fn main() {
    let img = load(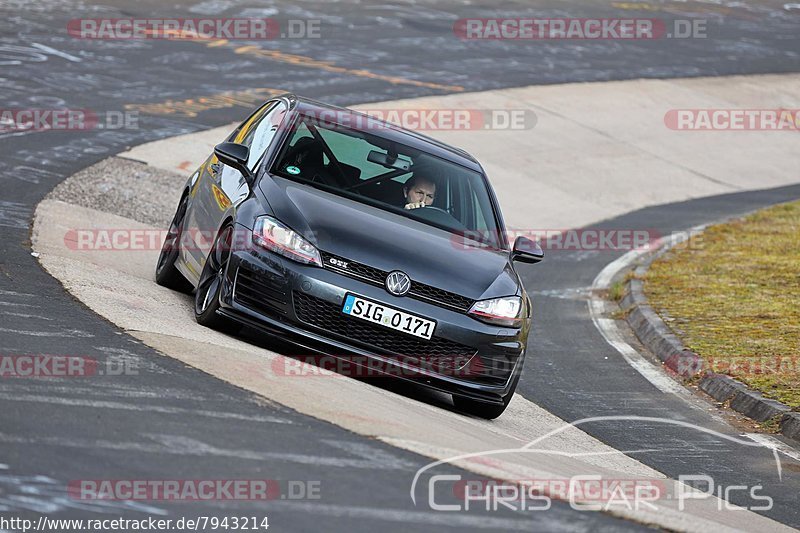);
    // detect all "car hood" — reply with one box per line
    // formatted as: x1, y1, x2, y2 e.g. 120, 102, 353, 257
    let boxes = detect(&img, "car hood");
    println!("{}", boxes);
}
260, 177, 519, 300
